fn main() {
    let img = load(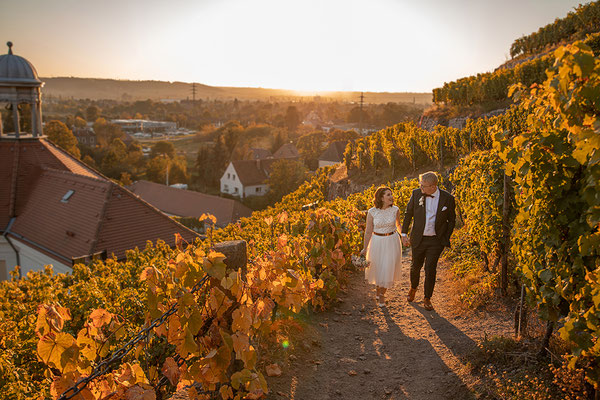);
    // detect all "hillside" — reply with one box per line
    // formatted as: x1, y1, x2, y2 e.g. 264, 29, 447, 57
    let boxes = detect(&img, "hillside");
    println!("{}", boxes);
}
40, 77, 433, 104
